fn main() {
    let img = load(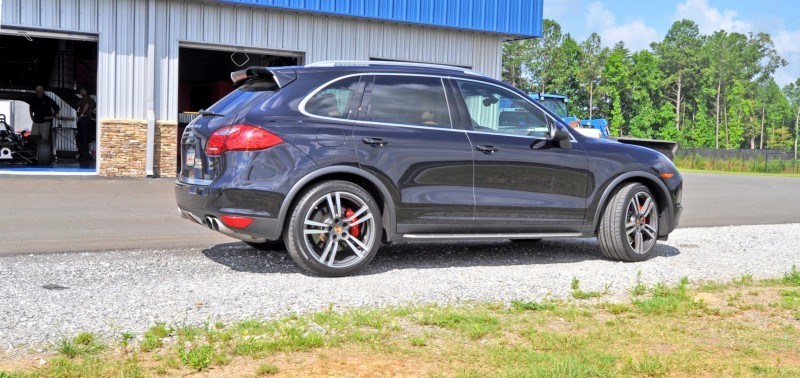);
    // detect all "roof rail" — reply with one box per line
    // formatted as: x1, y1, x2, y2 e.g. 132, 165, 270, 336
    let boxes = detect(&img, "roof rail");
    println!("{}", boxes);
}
305, 60, 485, 76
